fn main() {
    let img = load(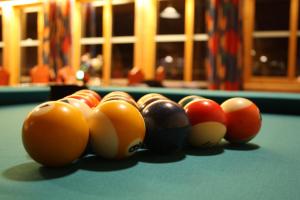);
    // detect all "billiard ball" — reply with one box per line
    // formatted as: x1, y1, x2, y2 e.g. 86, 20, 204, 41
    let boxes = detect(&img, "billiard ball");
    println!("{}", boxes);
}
88, 100, 145, 159
73, 91, 100, 106
178, 95, 204, 108
138, 96, 169, 111
58, 98, 94, 156
184, 99, 226, 147
22, 101, 89, 167
67, 93, 99, 108
137, 93, 168, 111
75, 89, 101, 101
221, 97, 262, 144
58, 97, 93, 120
101, 95, 138, 108
142, 99, 190, 153
137, 93, 165, 106
74, 90, 101, 105
102, 91, 133, 101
